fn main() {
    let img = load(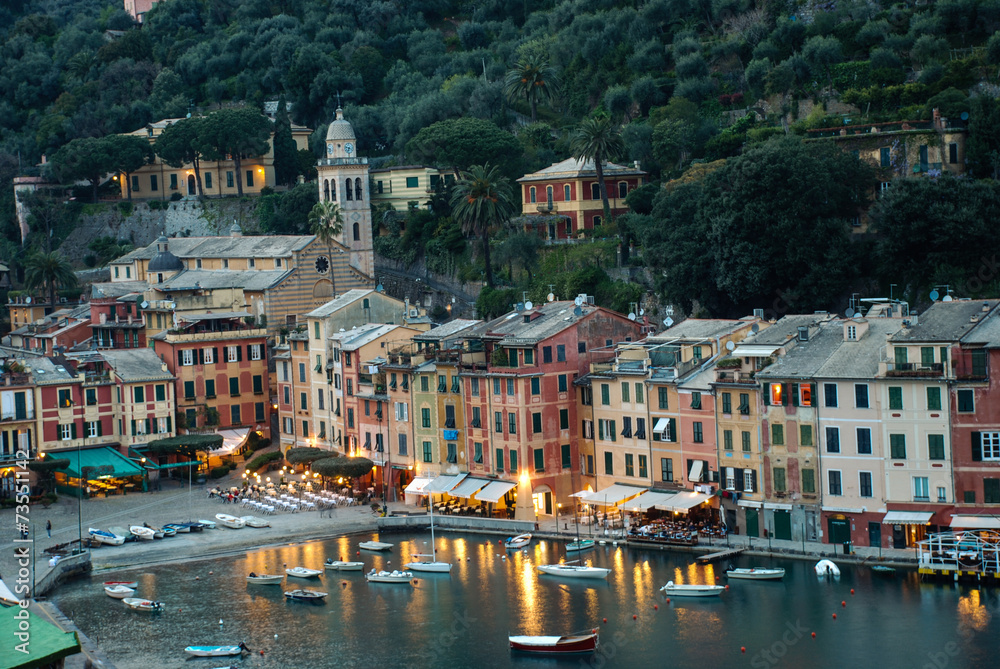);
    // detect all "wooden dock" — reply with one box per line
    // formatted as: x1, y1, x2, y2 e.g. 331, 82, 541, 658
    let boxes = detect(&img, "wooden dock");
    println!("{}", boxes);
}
697, 548, 745, 564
